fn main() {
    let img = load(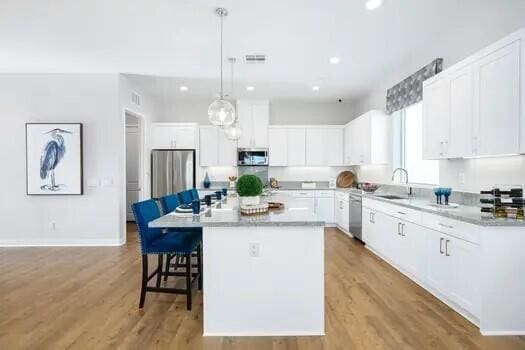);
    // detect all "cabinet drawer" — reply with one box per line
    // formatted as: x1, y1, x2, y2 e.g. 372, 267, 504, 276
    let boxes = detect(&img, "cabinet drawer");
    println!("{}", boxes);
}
288, 191, 315, 198
335, 191, 349, 200
420, 213, 480, 245
363, 198, 421, 224
315, 190, 334, 198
